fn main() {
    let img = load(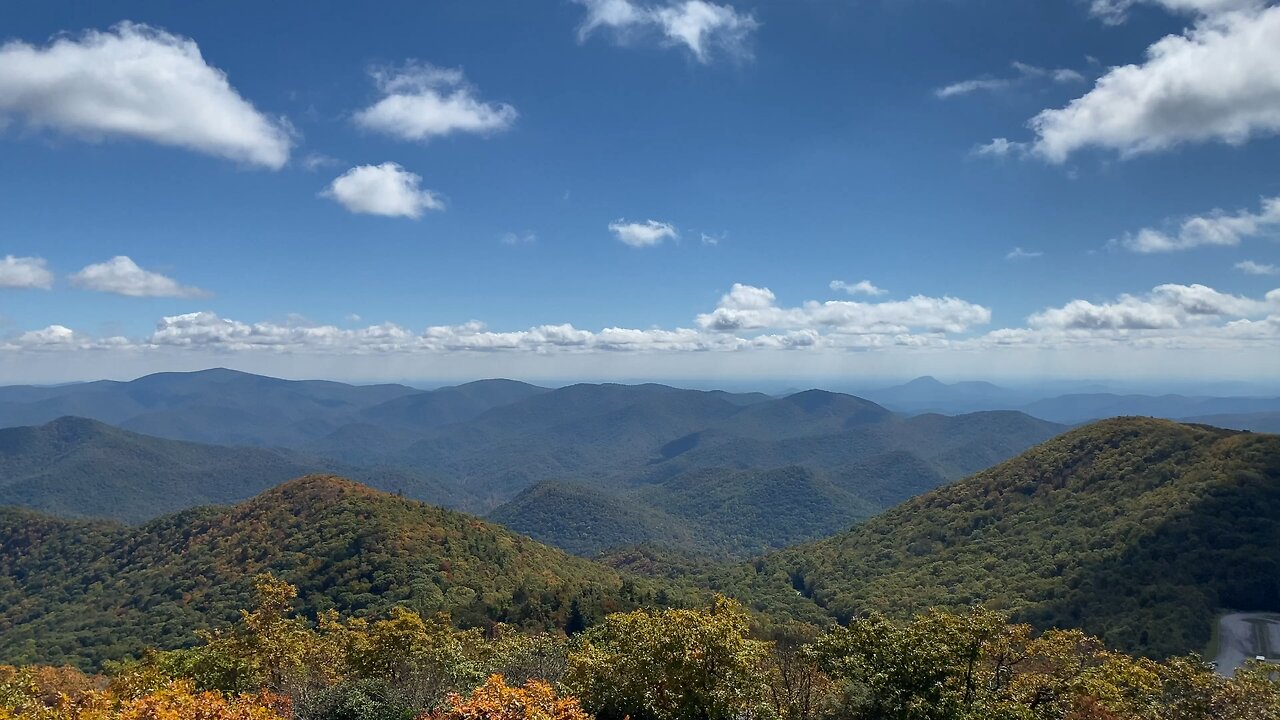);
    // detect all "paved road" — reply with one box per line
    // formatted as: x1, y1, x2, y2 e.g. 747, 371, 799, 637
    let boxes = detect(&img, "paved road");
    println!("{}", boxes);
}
1214, 613, 1280, 676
